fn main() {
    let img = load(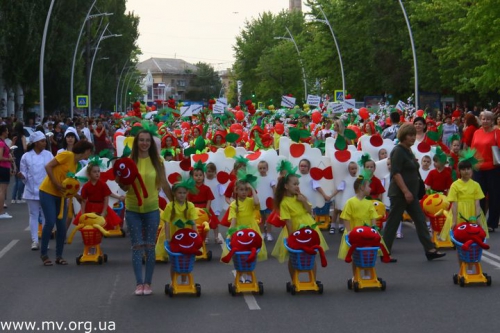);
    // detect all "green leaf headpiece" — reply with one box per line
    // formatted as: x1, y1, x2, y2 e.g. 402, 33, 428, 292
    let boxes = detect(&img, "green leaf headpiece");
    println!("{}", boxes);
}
459, 148, 480, 169
357, 153, 372, 168
173, 219, 195, 229
193, 160, 207, 172
434, 146, 448, 164
237, 168, 259, 189
172, 176, 198, 194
